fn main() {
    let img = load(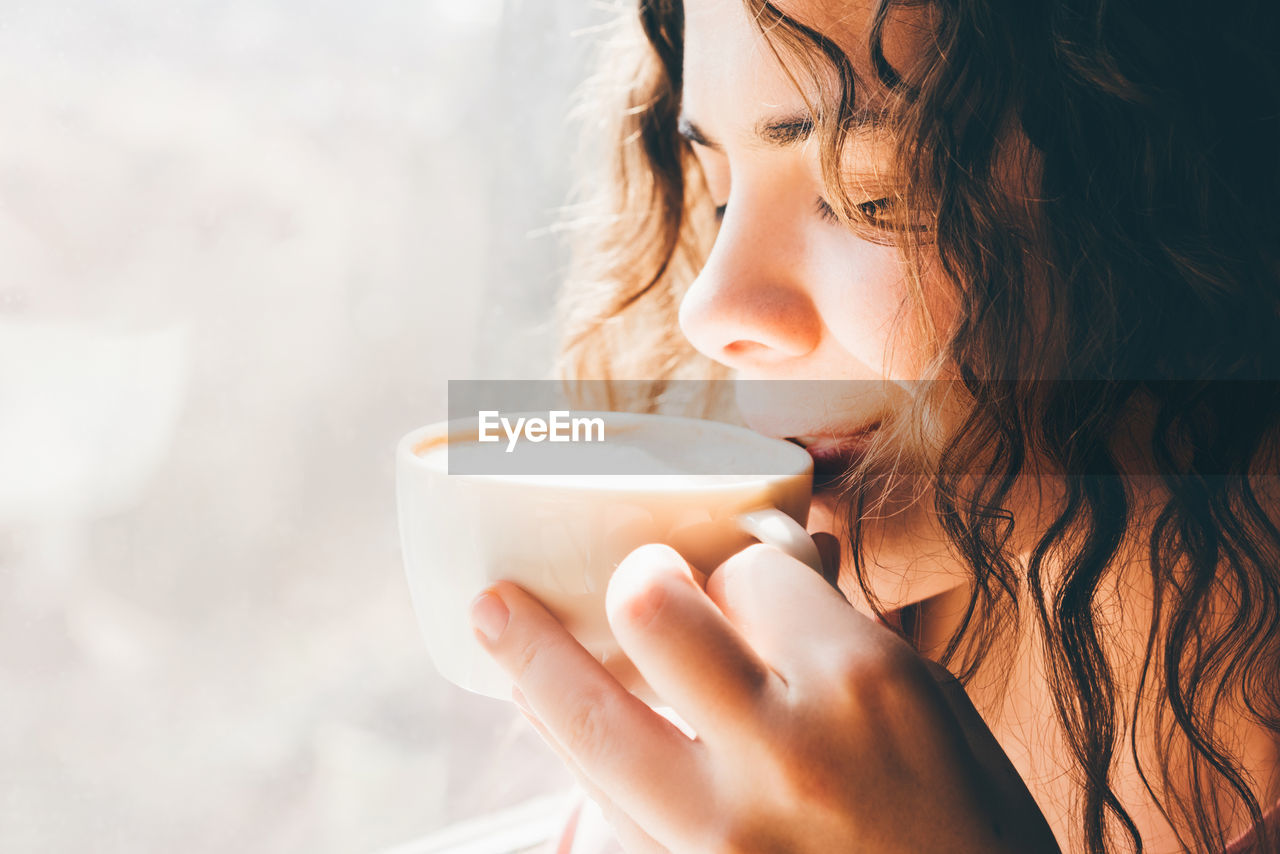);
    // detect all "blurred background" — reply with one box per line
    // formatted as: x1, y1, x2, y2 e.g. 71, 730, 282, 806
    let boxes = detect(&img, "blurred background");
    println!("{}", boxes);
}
0, 0, 617, 850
